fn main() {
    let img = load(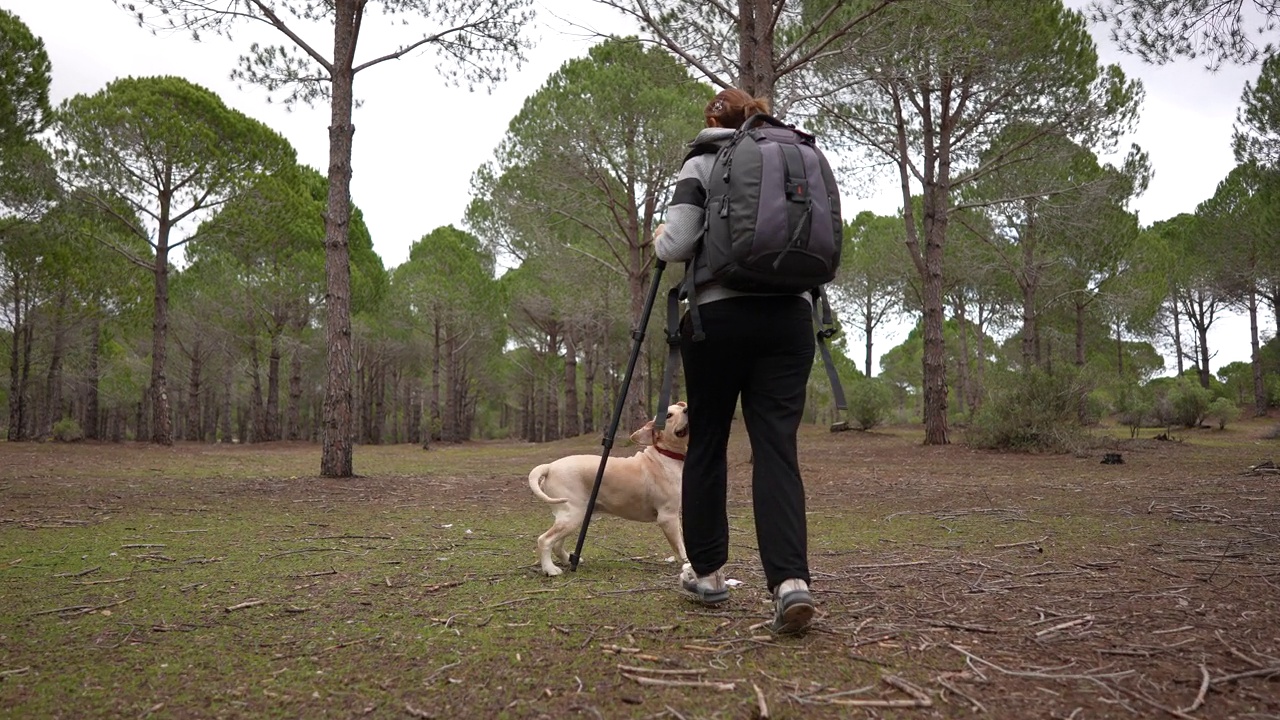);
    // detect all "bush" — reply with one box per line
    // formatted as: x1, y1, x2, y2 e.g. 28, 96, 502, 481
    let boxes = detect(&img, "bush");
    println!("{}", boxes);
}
1114, 386, 1153, 438
1206, 397, 1239, 430
52, 418, 84, 442
966, 367, 1091, 452
1167, 378, 1213, 428
847, 377, 894, 430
